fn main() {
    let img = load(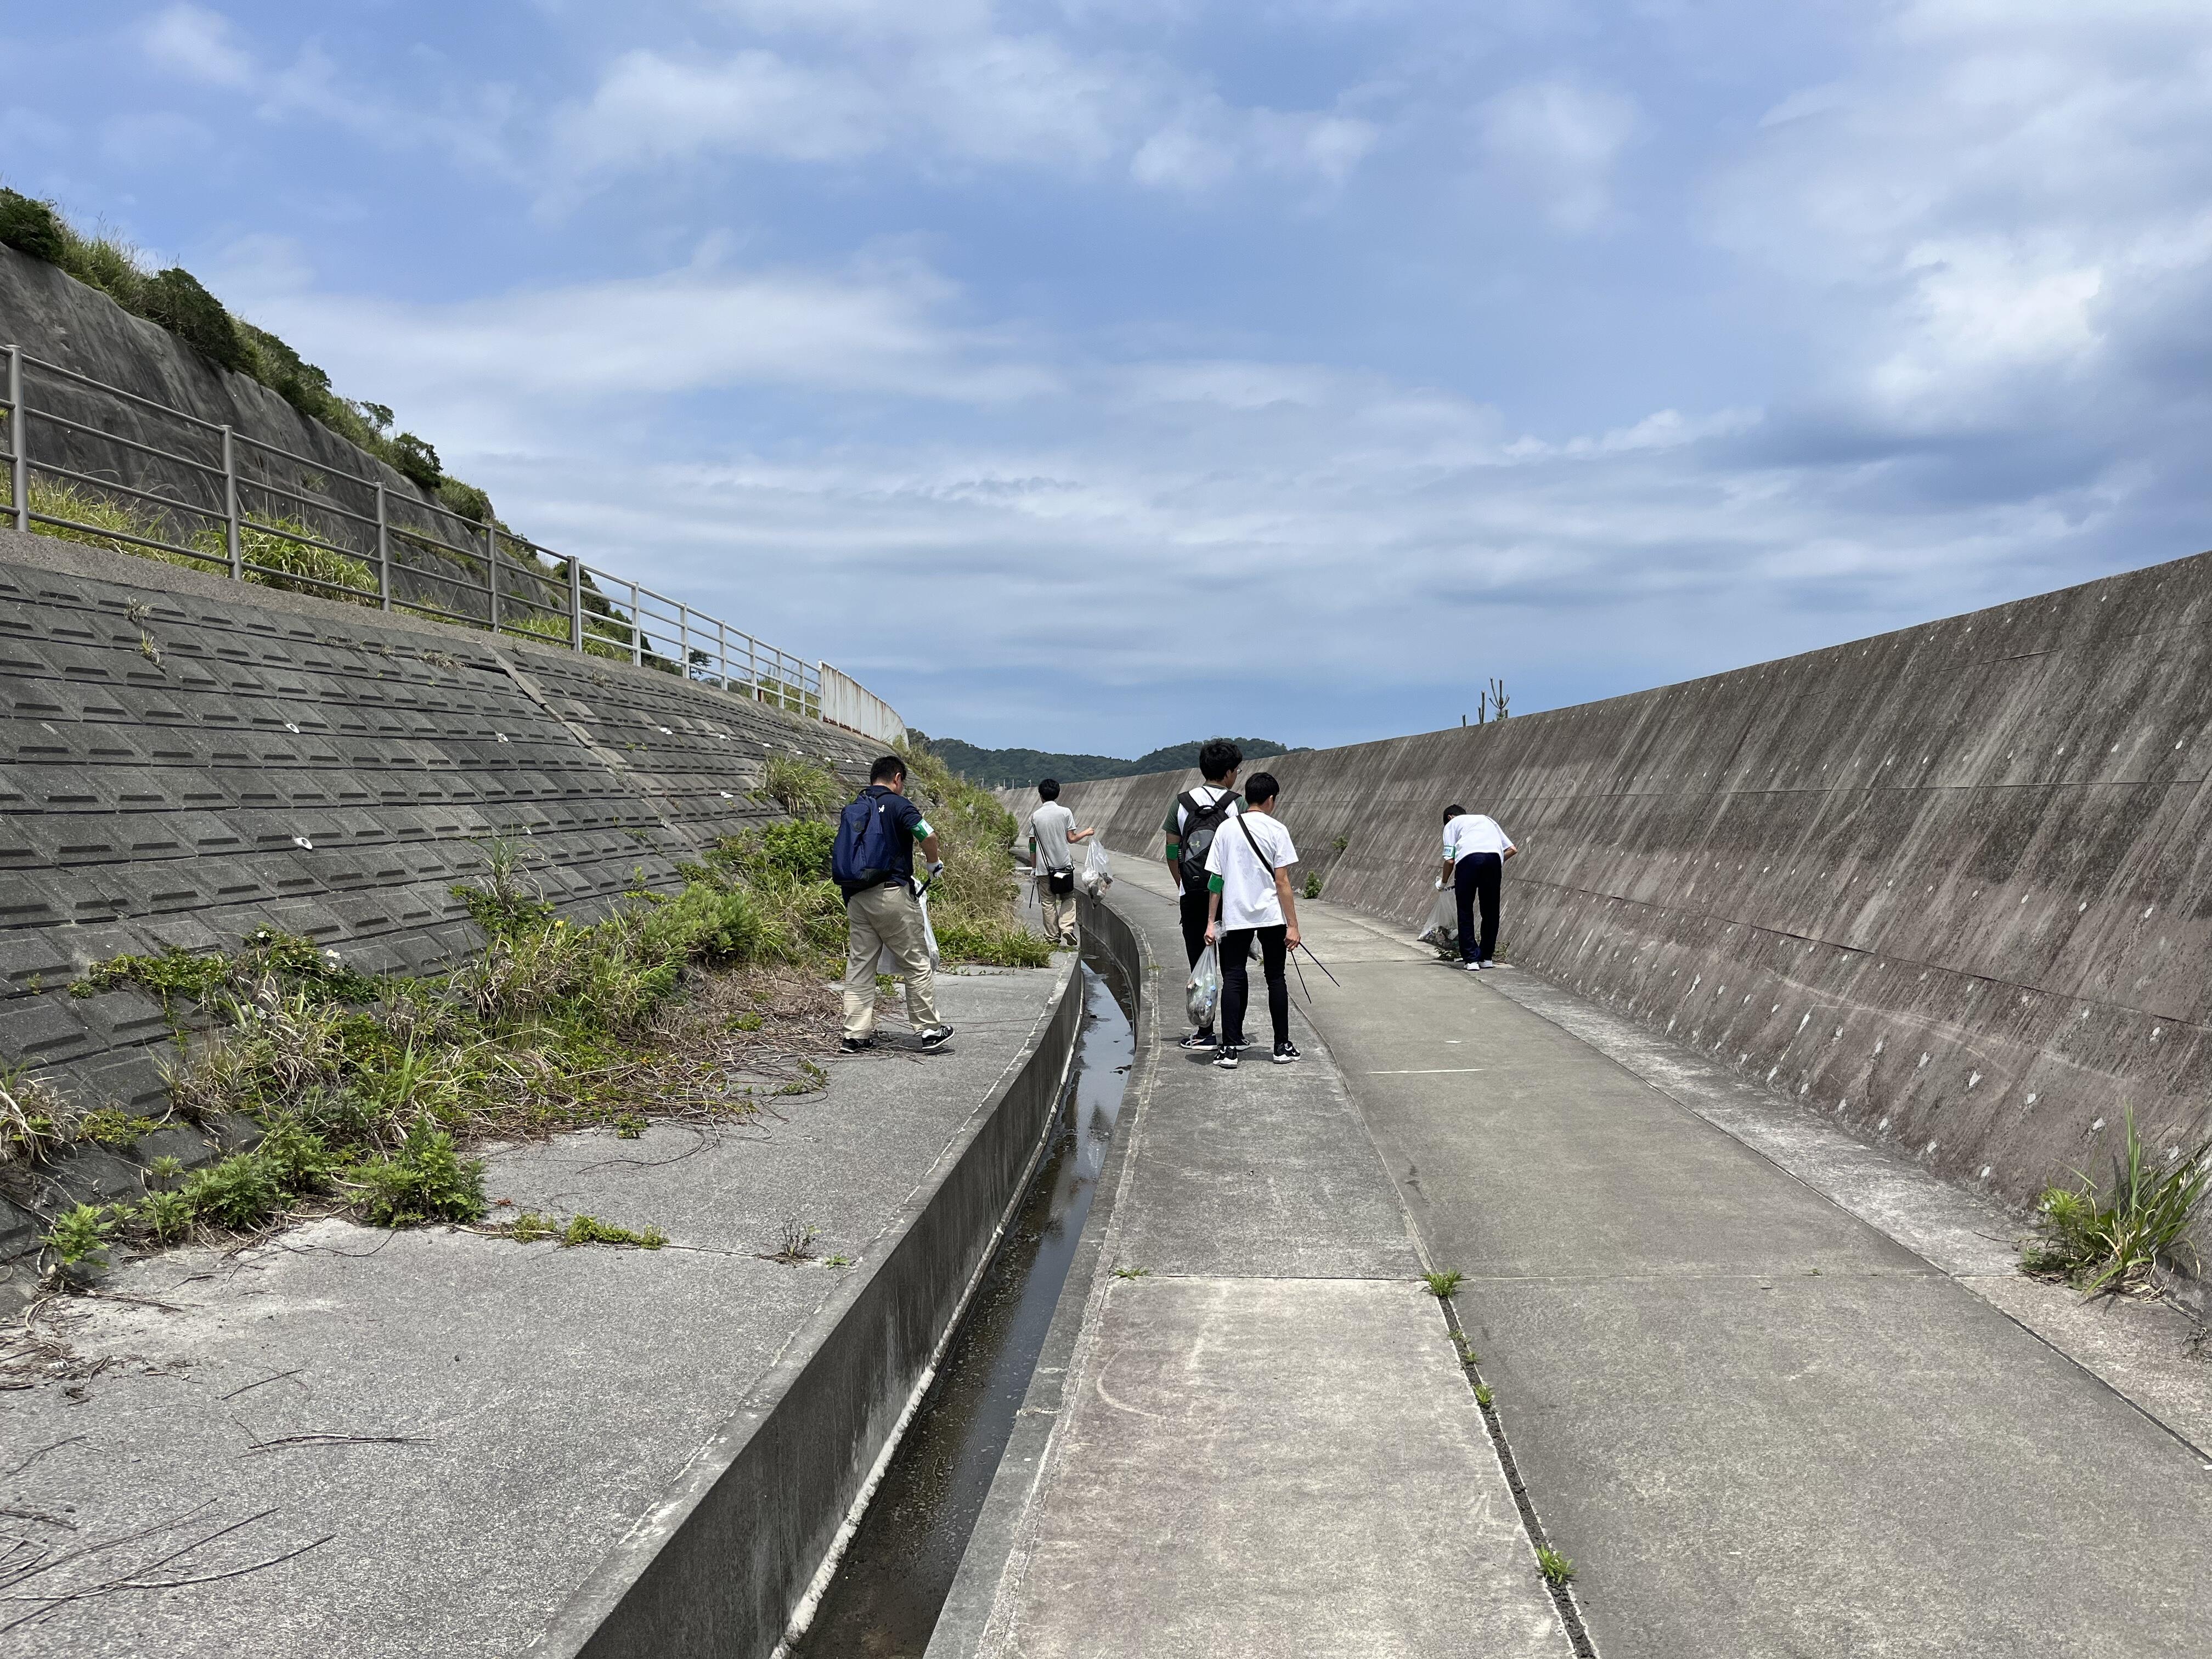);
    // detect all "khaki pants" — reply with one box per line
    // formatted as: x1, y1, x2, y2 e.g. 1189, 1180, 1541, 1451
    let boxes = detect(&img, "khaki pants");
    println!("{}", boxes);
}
843, 882, 940, 1038
1036, 875, 1078, 945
